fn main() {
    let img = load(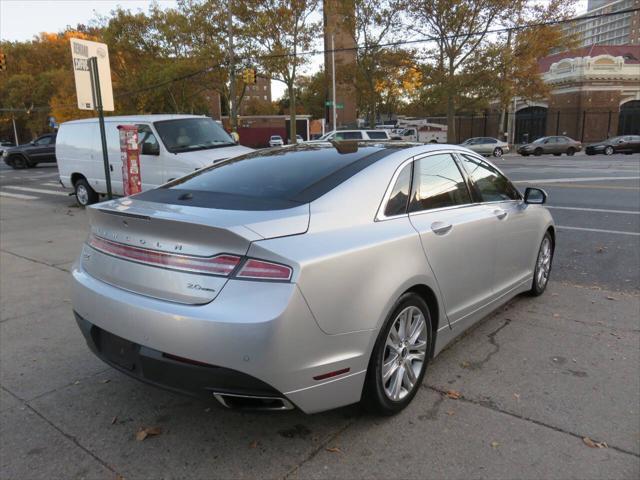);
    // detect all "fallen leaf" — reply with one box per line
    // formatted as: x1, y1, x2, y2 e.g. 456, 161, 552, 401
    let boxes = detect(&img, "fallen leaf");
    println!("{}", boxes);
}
583, 437, 608, 449
249, 440, 258, 449
513, 393, 520, 401
115, 474, 125, 480
606, 296, 616, 301
490, 441, 500, 448
325, 447, 342, 454
100, 379, 110, 384
111, 416, 117, 425
460, 361, 470, 368
596, 246, 606, 253
552, 313, 560, 318
73, 380, 80, 385
446, 410, 455, 416
446, 390, 461, 400
204, 408, 211, 413
135, 426, 162, 442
